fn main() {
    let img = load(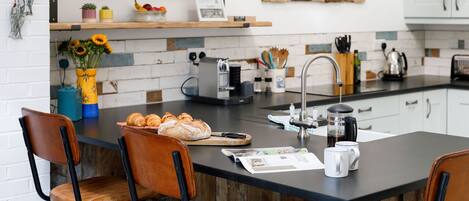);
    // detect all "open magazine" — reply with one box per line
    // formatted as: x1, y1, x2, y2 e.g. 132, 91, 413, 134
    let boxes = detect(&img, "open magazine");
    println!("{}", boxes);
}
222, 147, 324, 174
